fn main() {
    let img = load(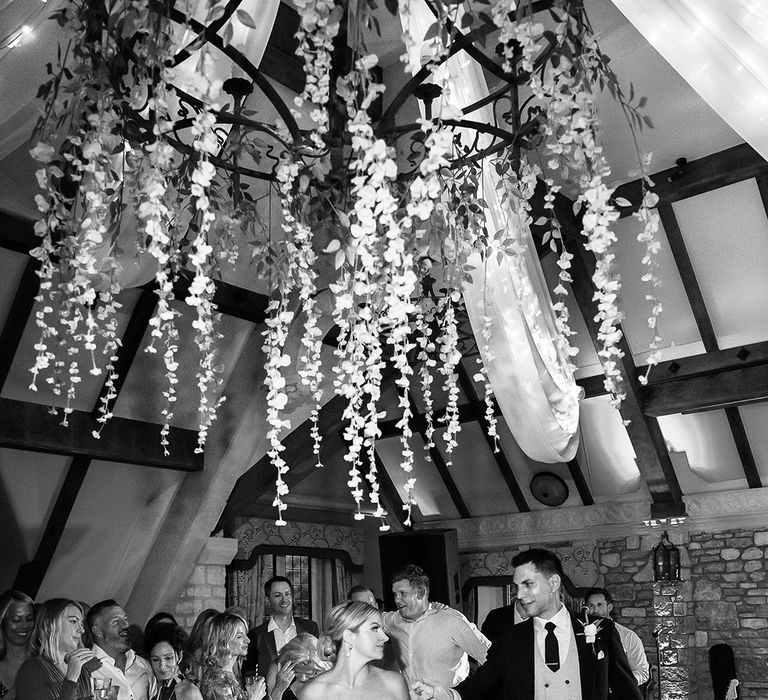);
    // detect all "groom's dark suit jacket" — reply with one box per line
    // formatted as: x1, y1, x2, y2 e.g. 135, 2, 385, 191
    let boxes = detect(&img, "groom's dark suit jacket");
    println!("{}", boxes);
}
242, 617, 319, 677
455, 611, 643, 700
